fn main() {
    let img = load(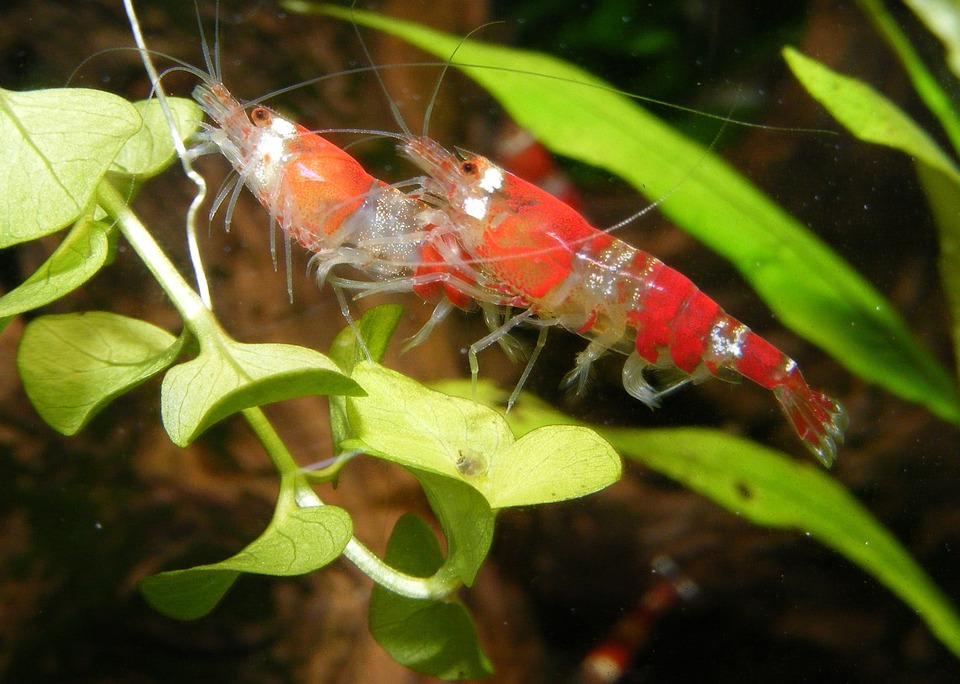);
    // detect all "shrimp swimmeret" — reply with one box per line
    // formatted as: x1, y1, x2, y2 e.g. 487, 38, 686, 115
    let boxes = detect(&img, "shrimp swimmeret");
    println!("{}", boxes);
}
401, 136, 847, 467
